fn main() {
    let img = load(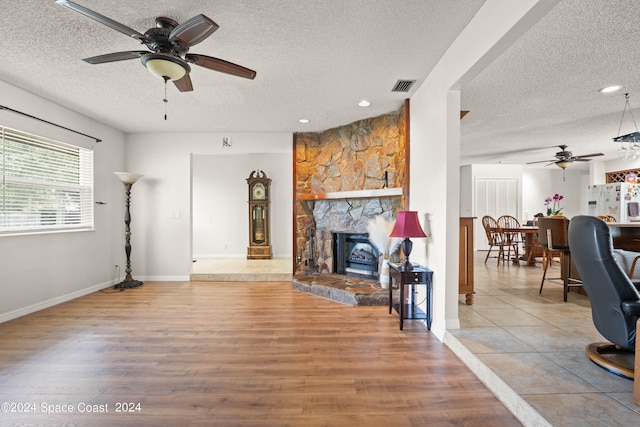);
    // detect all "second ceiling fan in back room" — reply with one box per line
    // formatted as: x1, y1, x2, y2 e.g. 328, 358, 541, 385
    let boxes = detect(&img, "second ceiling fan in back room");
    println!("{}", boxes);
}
55, 0, 256, 118
526, 145, 604, 170
526, 145, 604, 181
